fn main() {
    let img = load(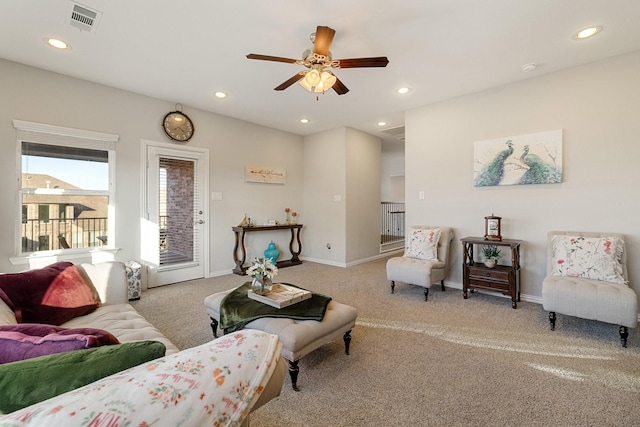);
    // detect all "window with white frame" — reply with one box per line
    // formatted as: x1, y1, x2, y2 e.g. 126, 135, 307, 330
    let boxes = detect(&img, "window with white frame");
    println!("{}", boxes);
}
14, 120, 118, 255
